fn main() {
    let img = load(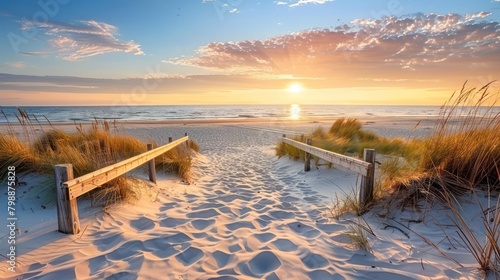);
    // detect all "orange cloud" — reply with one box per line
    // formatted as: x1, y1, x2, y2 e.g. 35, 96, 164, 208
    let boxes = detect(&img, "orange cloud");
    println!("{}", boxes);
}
167, 12, 499, 86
